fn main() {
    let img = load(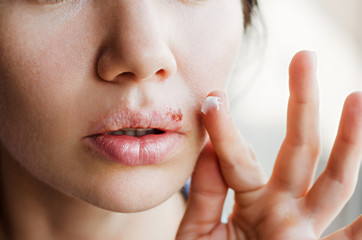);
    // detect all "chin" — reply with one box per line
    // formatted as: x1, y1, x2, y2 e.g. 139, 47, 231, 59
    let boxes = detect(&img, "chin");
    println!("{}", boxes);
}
78, 180, 181, 213
65, 136, 202, 213
56, 157, 191, 213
